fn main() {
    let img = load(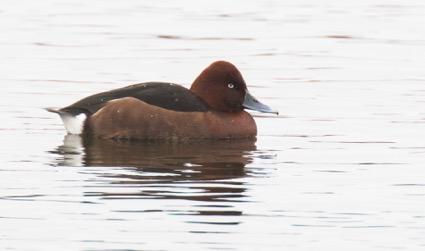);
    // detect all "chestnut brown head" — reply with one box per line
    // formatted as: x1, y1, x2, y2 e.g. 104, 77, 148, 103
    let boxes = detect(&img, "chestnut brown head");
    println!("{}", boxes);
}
190, 61, 277, 114
190, 61, 247, 112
